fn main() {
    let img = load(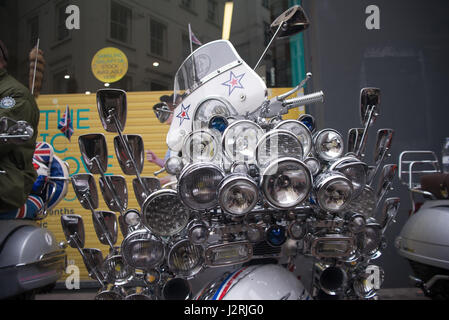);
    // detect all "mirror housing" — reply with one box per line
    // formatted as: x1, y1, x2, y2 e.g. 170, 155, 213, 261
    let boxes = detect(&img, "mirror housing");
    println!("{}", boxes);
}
71, 173, 99, 210
61, 215, 85, 249
133, 177, 161, 208
79, 134, 108, 174
114, 135, 145, 175
360, 88, 381, 127
97, 89, 128, 133
92, 211, 118, 247
99, 175, 129, 213
271, 5, 310, 38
